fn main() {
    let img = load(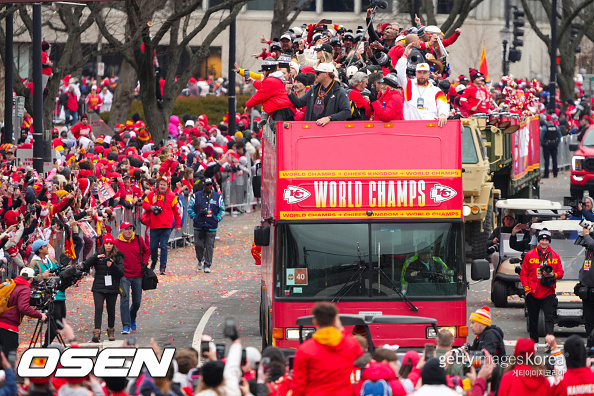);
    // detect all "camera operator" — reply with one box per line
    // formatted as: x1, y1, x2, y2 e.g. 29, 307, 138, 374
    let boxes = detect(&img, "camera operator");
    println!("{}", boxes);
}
575, 225, 594, 346
488, 211, 516, 266
468, 306, 506, 359
0, 268, 45, 355
28, 239, 65, 346
578, 197, 594, 222
520, 230, 564, 343
189, 178, 225, 274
